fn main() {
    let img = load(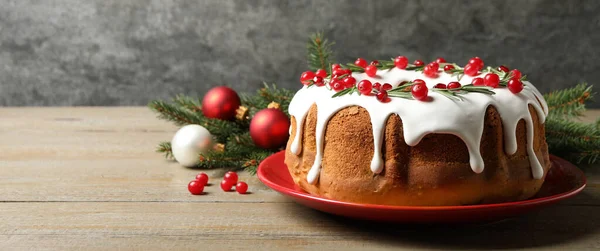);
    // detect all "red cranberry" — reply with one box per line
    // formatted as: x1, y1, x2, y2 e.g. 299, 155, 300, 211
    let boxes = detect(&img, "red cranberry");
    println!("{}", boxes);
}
447, 81, 461, 89
331, 64, 341, 71
382, 83, 393, 91
435, 57, 447, 63
423, 63, 439, 78
497, 65, 510, 73
468, 57, 484, 70
373, 82, 382, 91
483, 73, 500, 88
394, 56, 409, 69
195, 173, 209, 186
300, 71, 315, 85
236, 182, 248, 194
220, 179, 234, 191
224, 171, 238, 184
370, 60, 380, 66
342, 76, 356, 88
357, 80, 373, 95
315, 69, 328, 78
355, 58, 368, 68
411, 84, 429, 101
188, 180, 204, 195
443, 65, 455, 72
413, 79, 426, 86
332, 81, 345, 92
313, 76, 324, 86
471, 77, 484, 86
507, 79, 524, 93
433, 83, 447, 89
463, 64, 479, 76
365, 65, 378, 77
333, 68, 346, 76
413, 60, 424, 67
376, 90, 388, 102
510, 69, 522, 80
